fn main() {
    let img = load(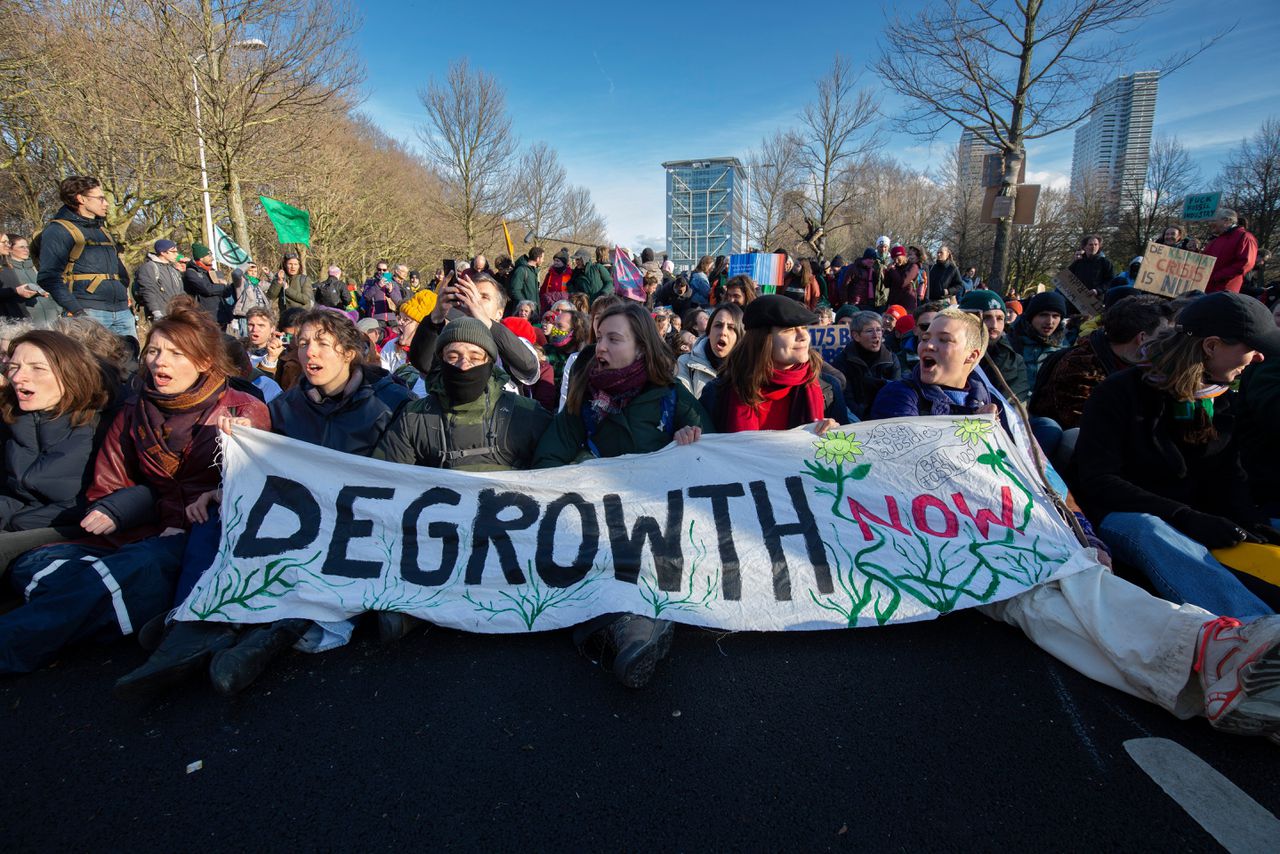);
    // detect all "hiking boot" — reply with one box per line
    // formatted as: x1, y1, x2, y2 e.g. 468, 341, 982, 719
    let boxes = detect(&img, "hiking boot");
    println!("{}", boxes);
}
1195, 615, 1280, 736
376, 611, 426, 645
604, 615, 675, 689
114, 621, 238, 700
208, 619, 309, 696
